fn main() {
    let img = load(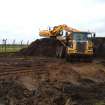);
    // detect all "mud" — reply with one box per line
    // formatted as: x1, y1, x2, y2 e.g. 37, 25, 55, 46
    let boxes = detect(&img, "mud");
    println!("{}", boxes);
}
0, 56, 105, 105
